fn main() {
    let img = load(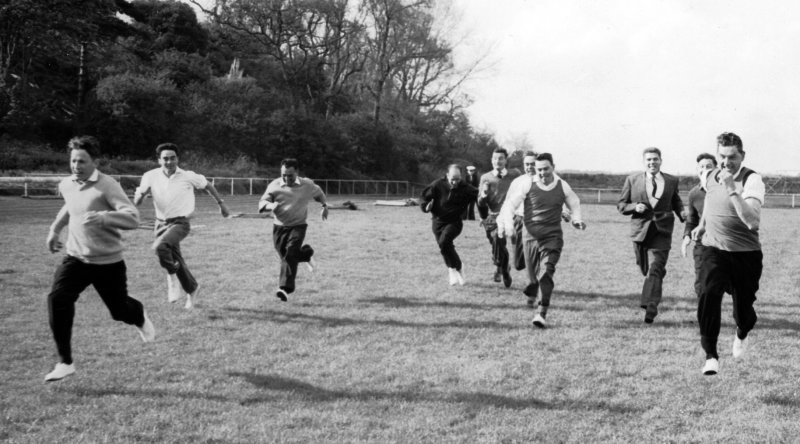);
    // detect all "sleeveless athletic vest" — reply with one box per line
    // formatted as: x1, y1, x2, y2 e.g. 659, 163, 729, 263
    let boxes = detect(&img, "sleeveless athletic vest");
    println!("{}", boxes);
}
523, 180, 566, 240
702, 167, 760, 252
